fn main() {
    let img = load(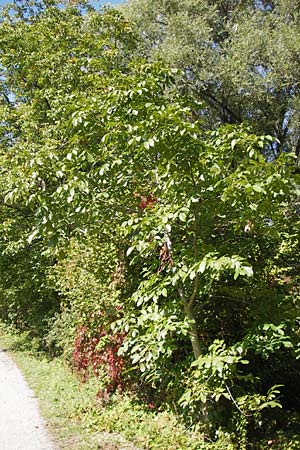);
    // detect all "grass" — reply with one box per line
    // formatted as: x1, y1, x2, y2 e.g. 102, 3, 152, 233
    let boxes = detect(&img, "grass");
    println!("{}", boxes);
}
0, 326, 99, 449
1, 325, 298, 450
0, 325, 213, 450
